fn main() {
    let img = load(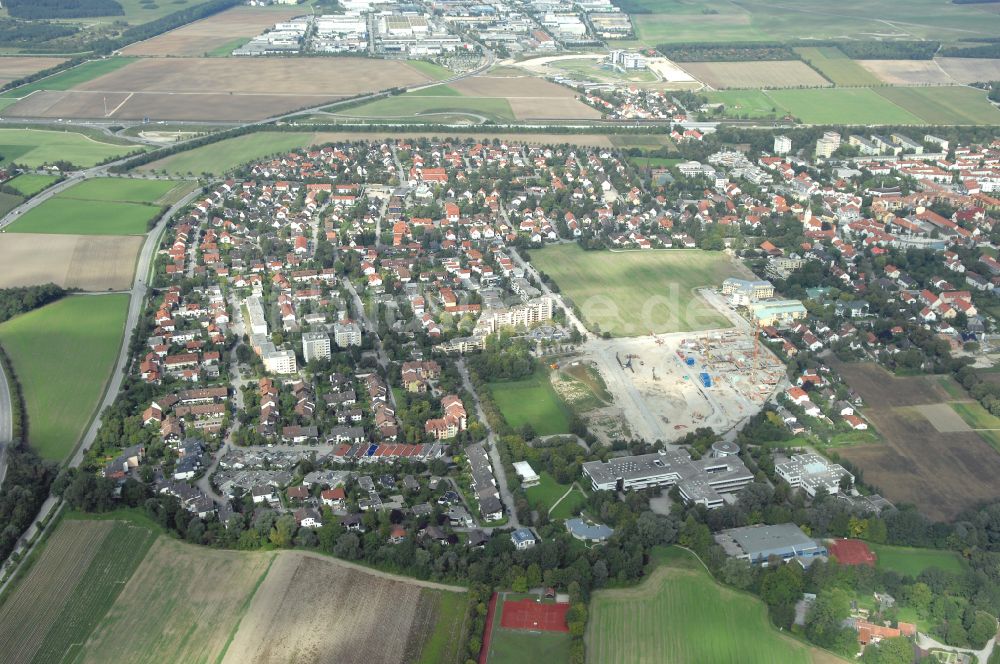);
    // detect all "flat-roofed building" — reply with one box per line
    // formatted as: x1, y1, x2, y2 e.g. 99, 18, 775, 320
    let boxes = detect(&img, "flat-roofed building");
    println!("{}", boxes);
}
749, 299, 807, 326
722, 278, 775, 305
716, 523, 826, 566
302, 331, 331, 363
512, 461, 540, 488
775, 453, 853, 497
245, 296, 268, 335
